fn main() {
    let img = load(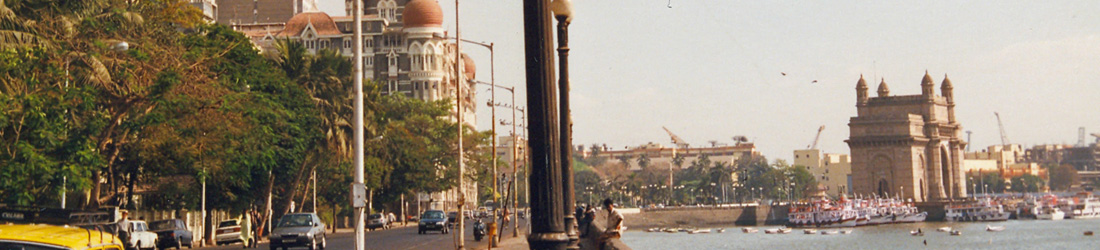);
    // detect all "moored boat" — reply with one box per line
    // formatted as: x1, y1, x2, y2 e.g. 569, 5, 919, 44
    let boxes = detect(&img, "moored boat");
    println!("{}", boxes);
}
945, 198, 1010, 222
742, 227, 759, 233
936, 226, 951, 232
985, 225, 1005, 232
